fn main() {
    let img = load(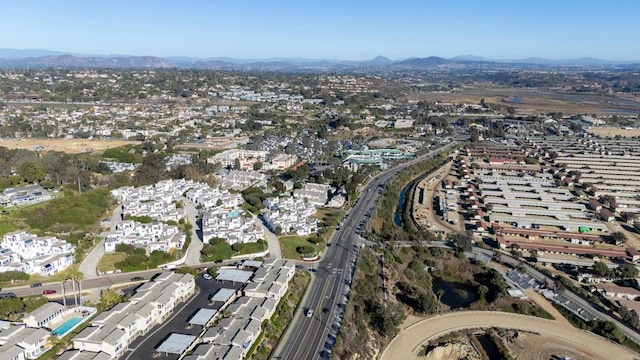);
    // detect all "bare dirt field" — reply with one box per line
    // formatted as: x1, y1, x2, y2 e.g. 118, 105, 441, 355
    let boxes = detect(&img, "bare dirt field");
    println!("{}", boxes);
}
381, 311, 637, 360
0, 138, 141, 154
409, 86, 640, 115
587, 126, 640, 137
512, 332, 605, 360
